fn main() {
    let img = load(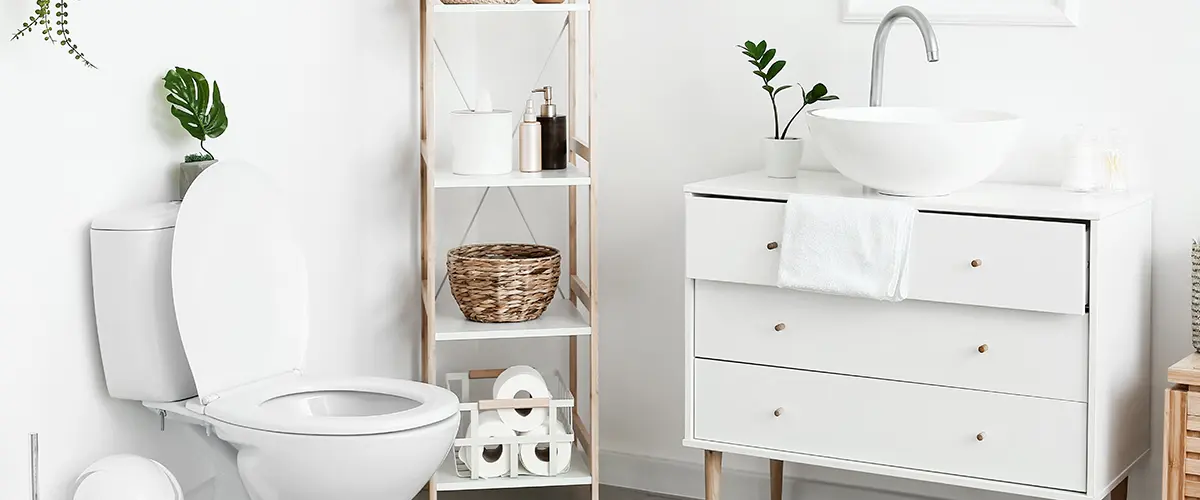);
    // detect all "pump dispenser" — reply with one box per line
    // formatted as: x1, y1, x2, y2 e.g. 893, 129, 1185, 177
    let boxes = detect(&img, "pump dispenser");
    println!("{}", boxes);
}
531, 86, 568, 171
519, 99, 542, 173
